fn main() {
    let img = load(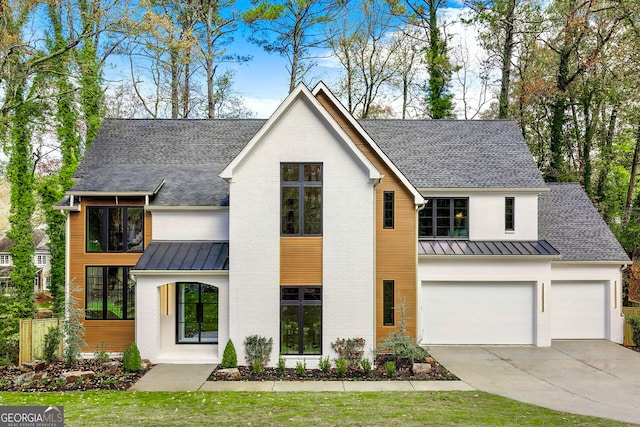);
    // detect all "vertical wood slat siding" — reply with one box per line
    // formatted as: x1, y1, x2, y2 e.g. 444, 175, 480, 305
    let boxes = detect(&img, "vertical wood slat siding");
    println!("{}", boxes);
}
68, 197, 150, 352
280, 237, 323, 285
316, 92, 418, 345
623, 307, 640, 346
